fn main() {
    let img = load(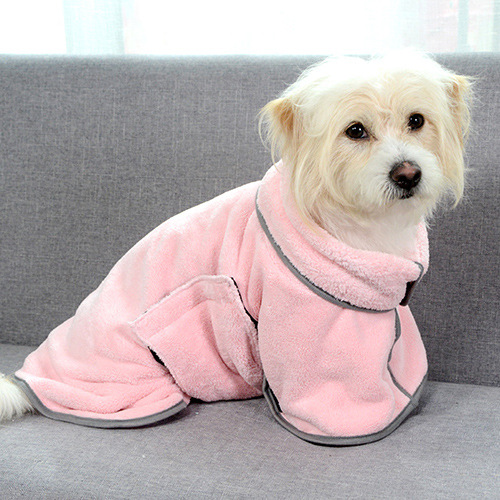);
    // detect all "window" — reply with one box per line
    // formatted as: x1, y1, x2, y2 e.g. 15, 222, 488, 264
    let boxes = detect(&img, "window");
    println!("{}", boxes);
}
0, 0, 498, 55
